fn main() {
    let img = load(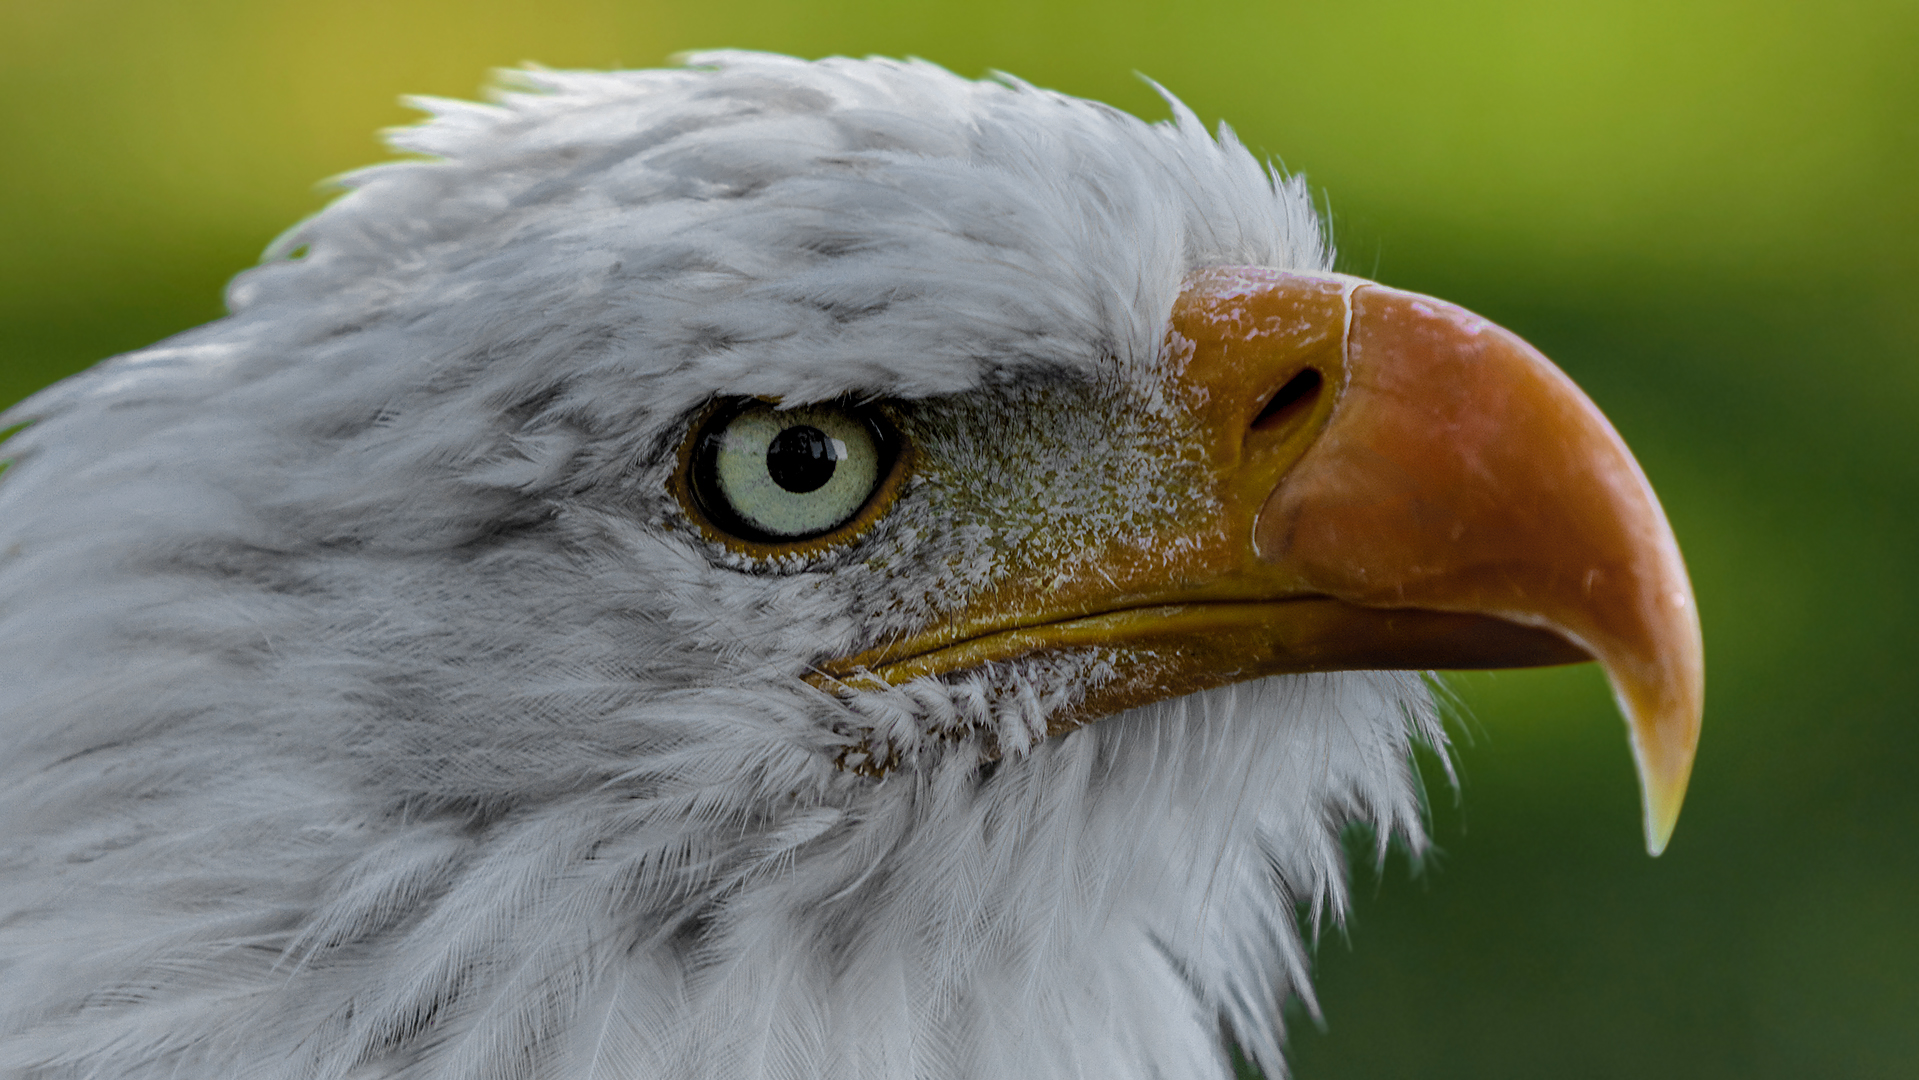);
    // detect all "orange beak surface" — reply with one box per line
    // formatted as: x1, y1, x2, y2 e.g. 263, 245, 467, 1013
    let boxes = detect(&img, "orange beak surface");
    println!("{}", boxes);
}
826, 266, 1704, 855
1191, 268, 1701, 853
